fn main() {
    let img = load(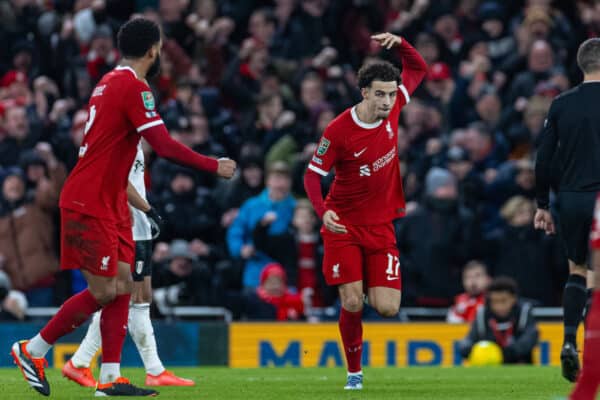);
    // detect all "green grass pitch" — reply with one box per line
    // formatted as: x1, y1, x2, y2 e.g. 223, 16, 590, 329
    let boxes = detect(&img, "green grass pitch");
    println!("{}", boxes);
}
0, 366, 583, 399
